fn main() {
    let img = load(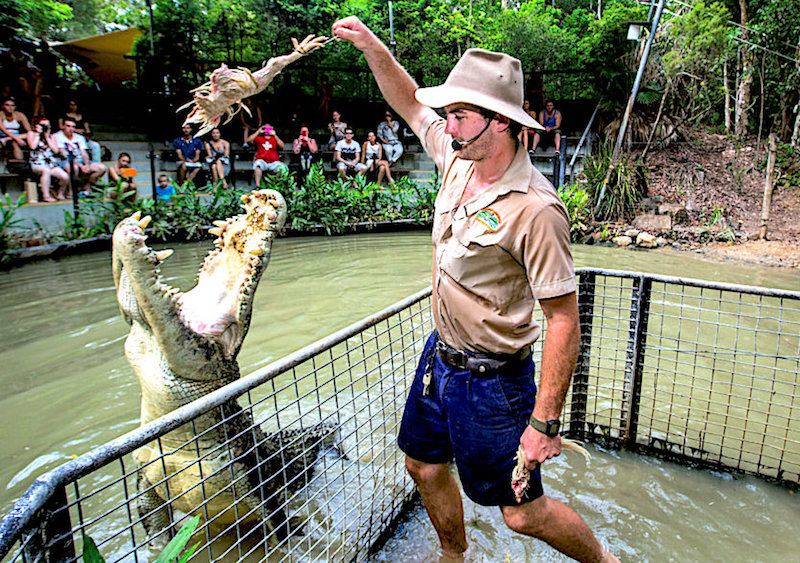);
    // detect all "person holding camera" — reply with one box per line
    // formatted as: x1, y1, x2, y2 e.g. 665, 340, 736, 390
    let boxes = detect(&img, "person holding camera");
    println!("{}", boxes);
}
108, 152, 137, 200
248, 123, 287, 188
27, 118, 67, 201
292, 125, 318, 175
